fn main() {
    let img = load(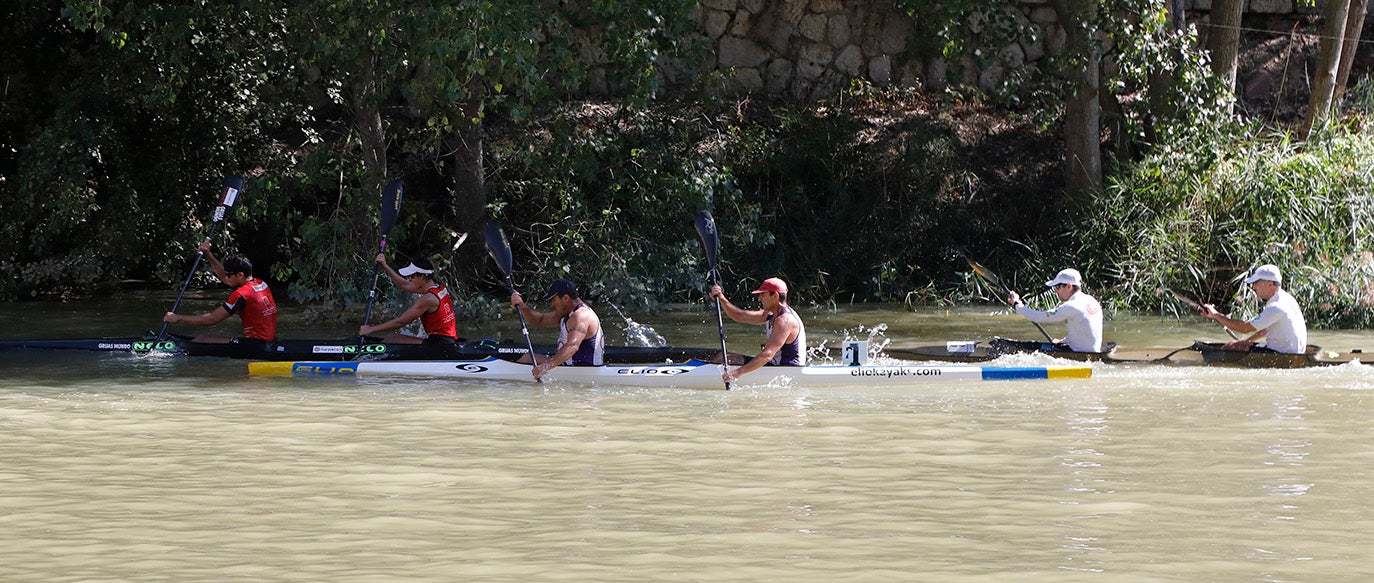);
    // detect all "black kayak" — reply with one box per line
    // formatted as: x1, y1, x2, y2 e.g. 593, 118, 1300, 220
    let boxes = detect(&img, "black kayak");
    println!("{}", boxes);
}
886, 337, 1118, 363
0, 333, 733, 364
